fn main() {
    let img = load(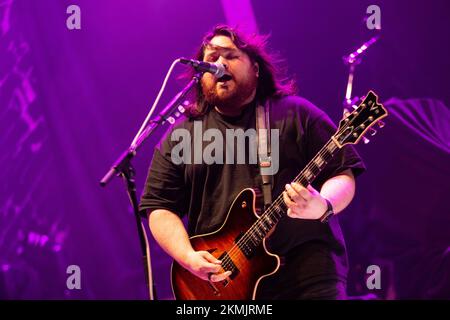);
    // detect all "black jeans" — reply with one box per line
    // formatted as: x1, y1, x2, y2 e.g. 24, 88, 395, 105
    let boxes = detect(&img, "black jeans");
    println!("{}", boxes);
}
256, 241, 348, 300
